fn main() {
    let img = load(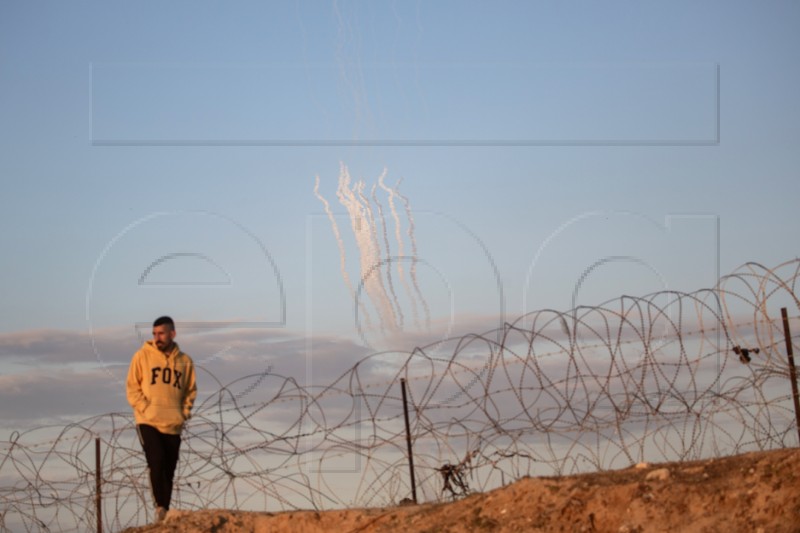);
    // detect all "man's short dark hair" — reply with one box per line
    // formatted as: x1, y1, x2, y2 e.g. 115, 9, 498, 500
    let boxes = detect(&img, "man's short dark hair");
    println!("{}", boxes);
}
153, 316, 175, 330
